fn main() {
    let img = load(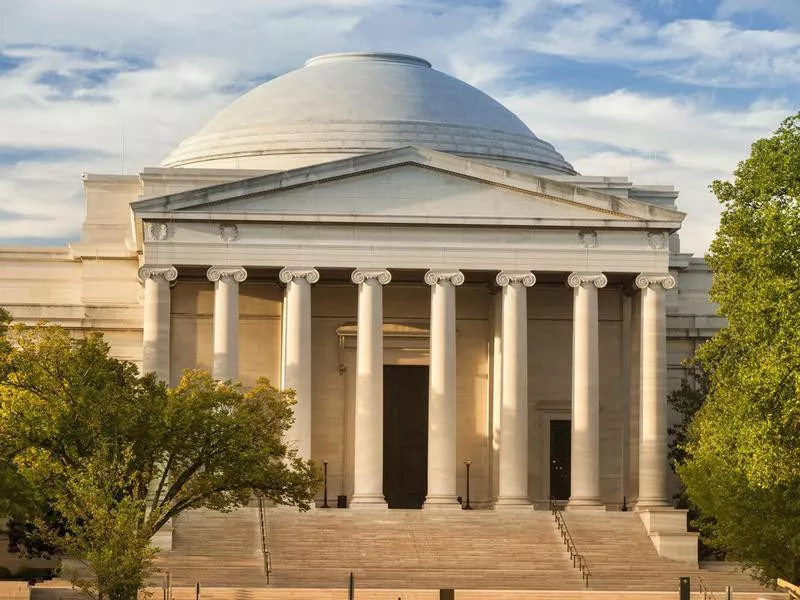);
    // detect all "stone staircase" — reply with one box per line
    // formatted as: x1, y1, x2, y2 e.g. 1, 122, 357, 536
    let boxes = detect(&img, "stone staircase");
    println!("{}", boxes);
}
563, 511, 771, 594
266, 507, 582, 590
155, 506, 266, 587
